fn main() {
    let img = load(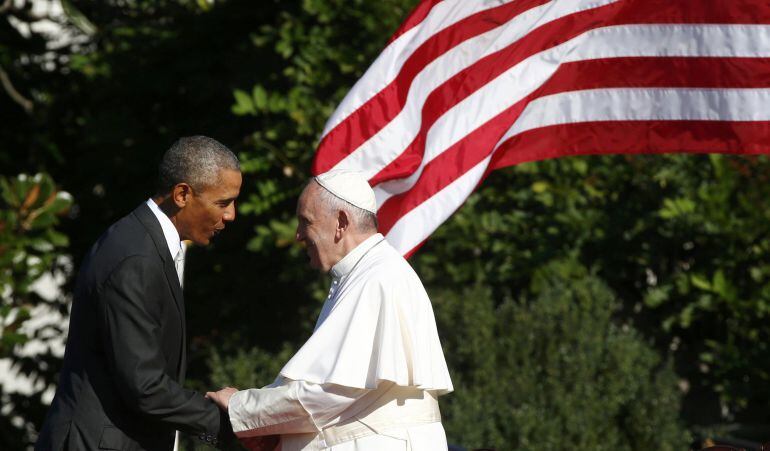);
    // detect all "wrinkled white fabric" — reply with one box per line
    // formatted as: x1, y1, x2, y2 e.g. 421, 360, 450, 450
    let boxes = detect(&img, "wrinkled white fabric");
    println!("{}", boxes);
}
229, 380, 366, 436
229, 380, 447, 451
280, 234, 453, 393
228, 233, 452, 450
